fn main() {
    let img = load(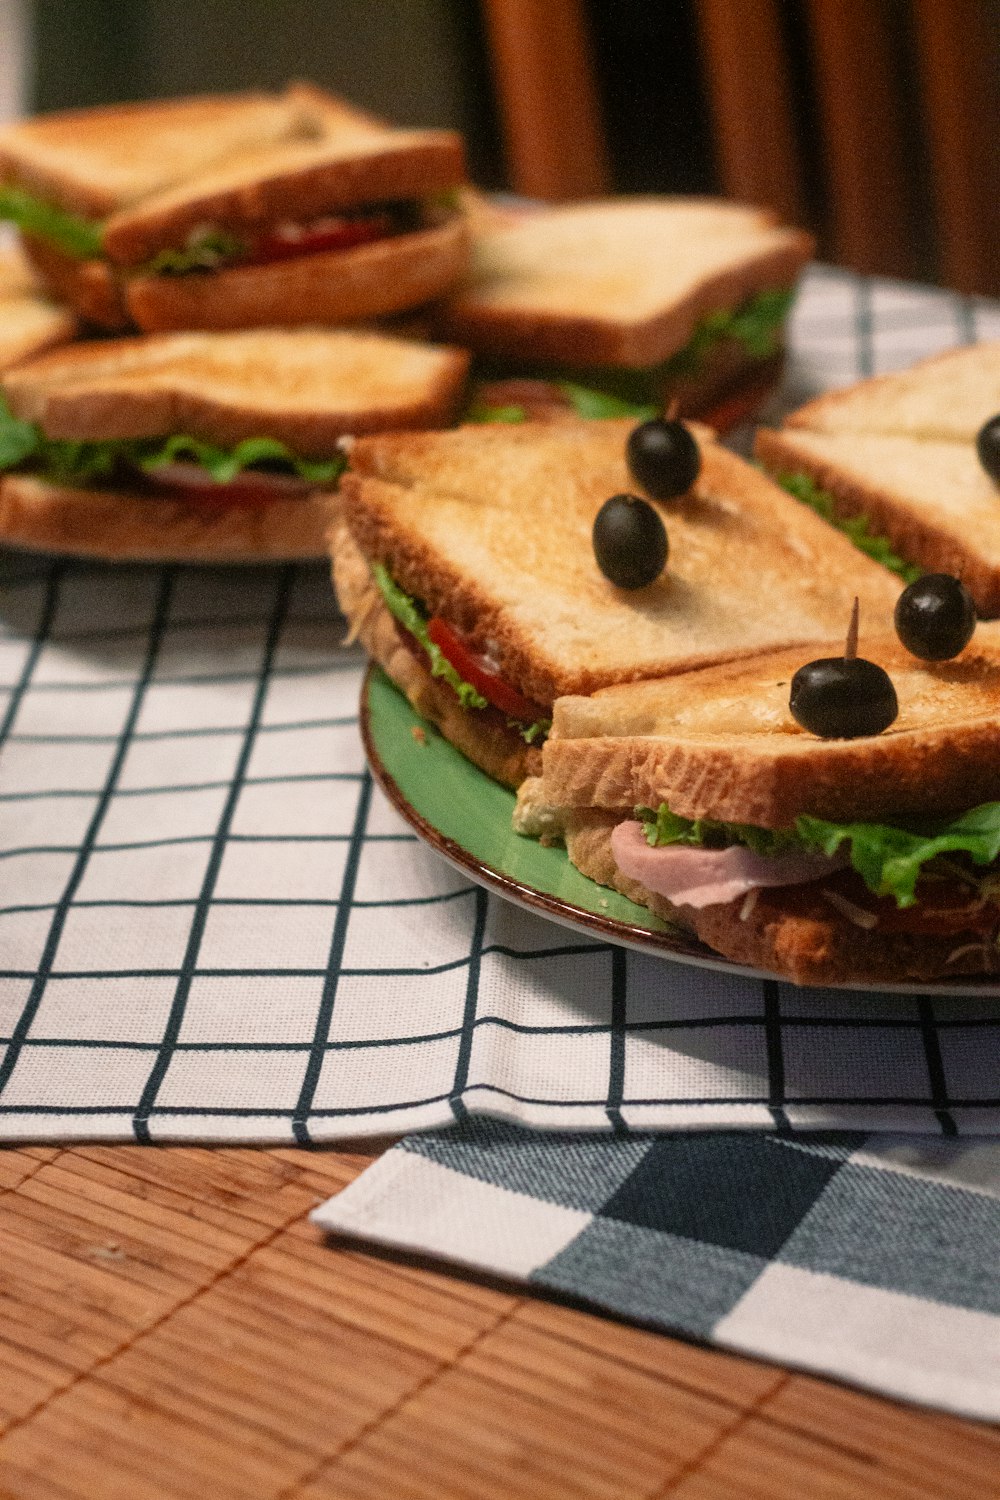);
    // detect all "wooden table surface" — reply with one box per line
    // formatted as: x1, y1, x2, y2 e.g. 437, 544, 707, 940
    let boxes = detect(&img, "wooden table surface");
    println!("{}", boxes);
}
0, 1142, 997, 1500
